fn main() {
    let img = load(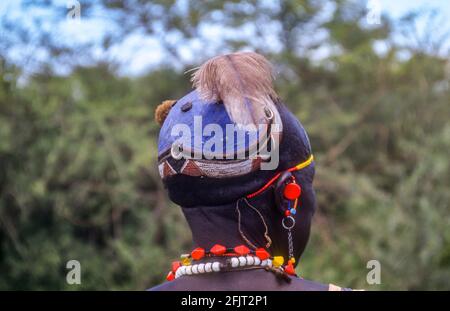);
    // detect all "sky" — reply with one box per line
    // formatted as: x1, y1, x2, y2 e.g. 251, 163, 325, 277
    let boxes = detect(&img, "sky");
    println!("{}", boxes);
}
1, 0, 449, 76
381, 0, 450, 19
